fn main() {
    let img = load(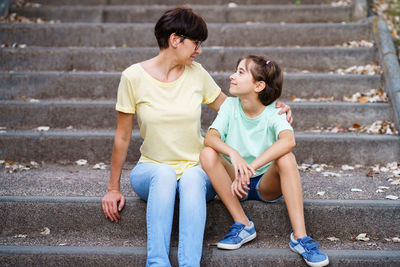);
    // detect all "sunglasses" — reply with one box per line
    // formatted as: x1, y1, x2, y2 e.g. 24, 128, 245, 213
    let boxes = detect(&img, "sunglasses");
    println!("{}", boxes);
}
178, 34, 202, 51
